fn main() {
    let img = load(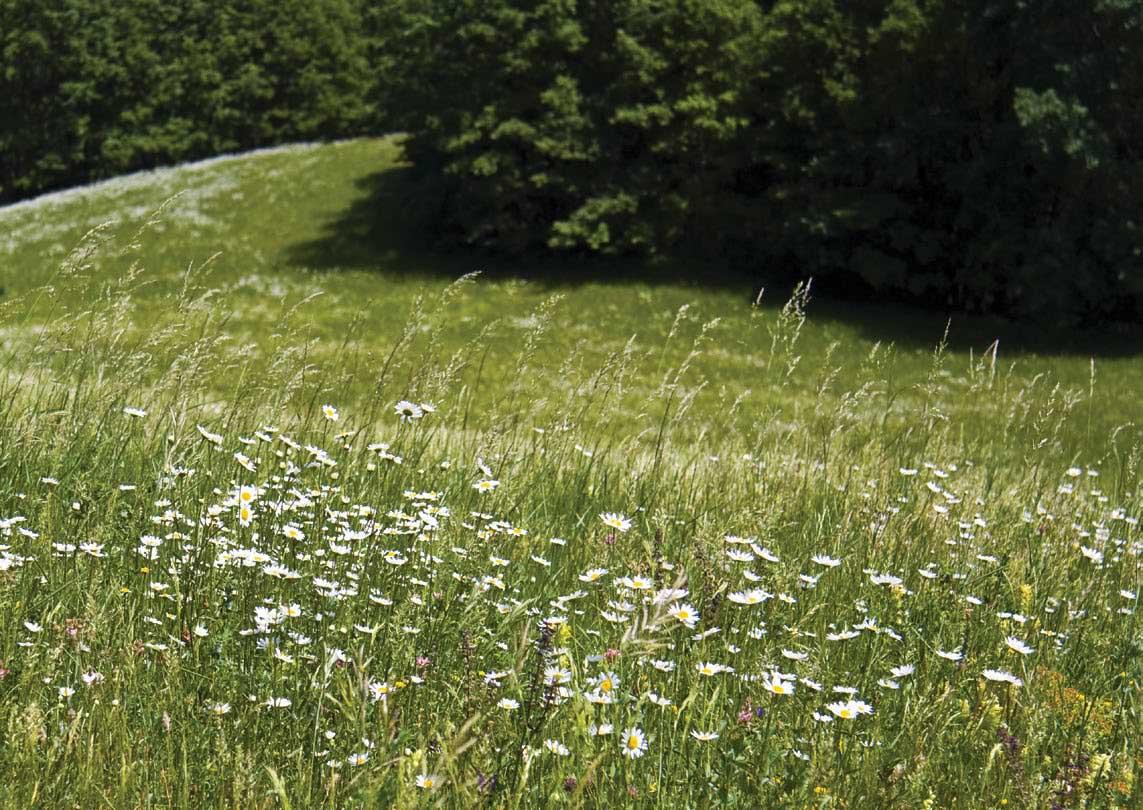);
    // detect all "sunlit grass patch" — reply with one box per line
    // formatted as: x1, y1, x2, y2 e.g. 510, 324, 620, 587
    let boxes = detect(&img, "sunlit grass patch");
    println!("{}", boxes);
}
0, 142, 1140, 808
